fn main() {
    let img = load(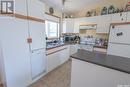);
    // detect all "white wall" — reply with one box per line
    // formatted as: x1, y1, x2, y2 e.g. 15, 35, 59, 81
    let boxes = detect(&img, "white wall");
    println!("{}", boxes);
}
0, 42, 3, 84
